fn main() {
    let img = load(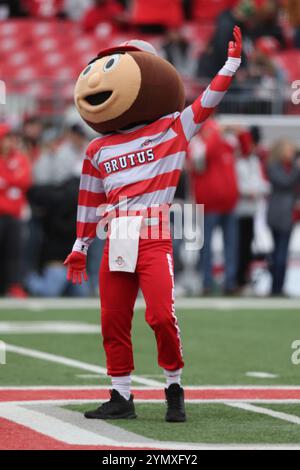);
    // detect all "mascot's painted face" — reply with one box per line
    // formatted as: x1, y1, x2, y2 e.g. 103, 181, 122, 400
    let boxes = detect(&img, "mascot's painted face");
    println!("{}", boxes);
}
74, 42, 185, 134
